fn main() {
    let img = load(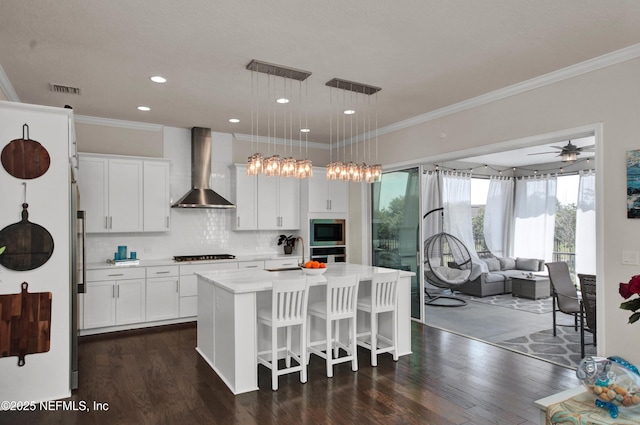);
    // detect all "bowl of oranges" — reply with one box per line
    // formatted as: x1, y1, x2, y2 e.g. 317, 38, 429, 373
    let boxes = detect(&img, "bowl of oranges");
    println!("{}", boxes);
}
301, 261, 327, 275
